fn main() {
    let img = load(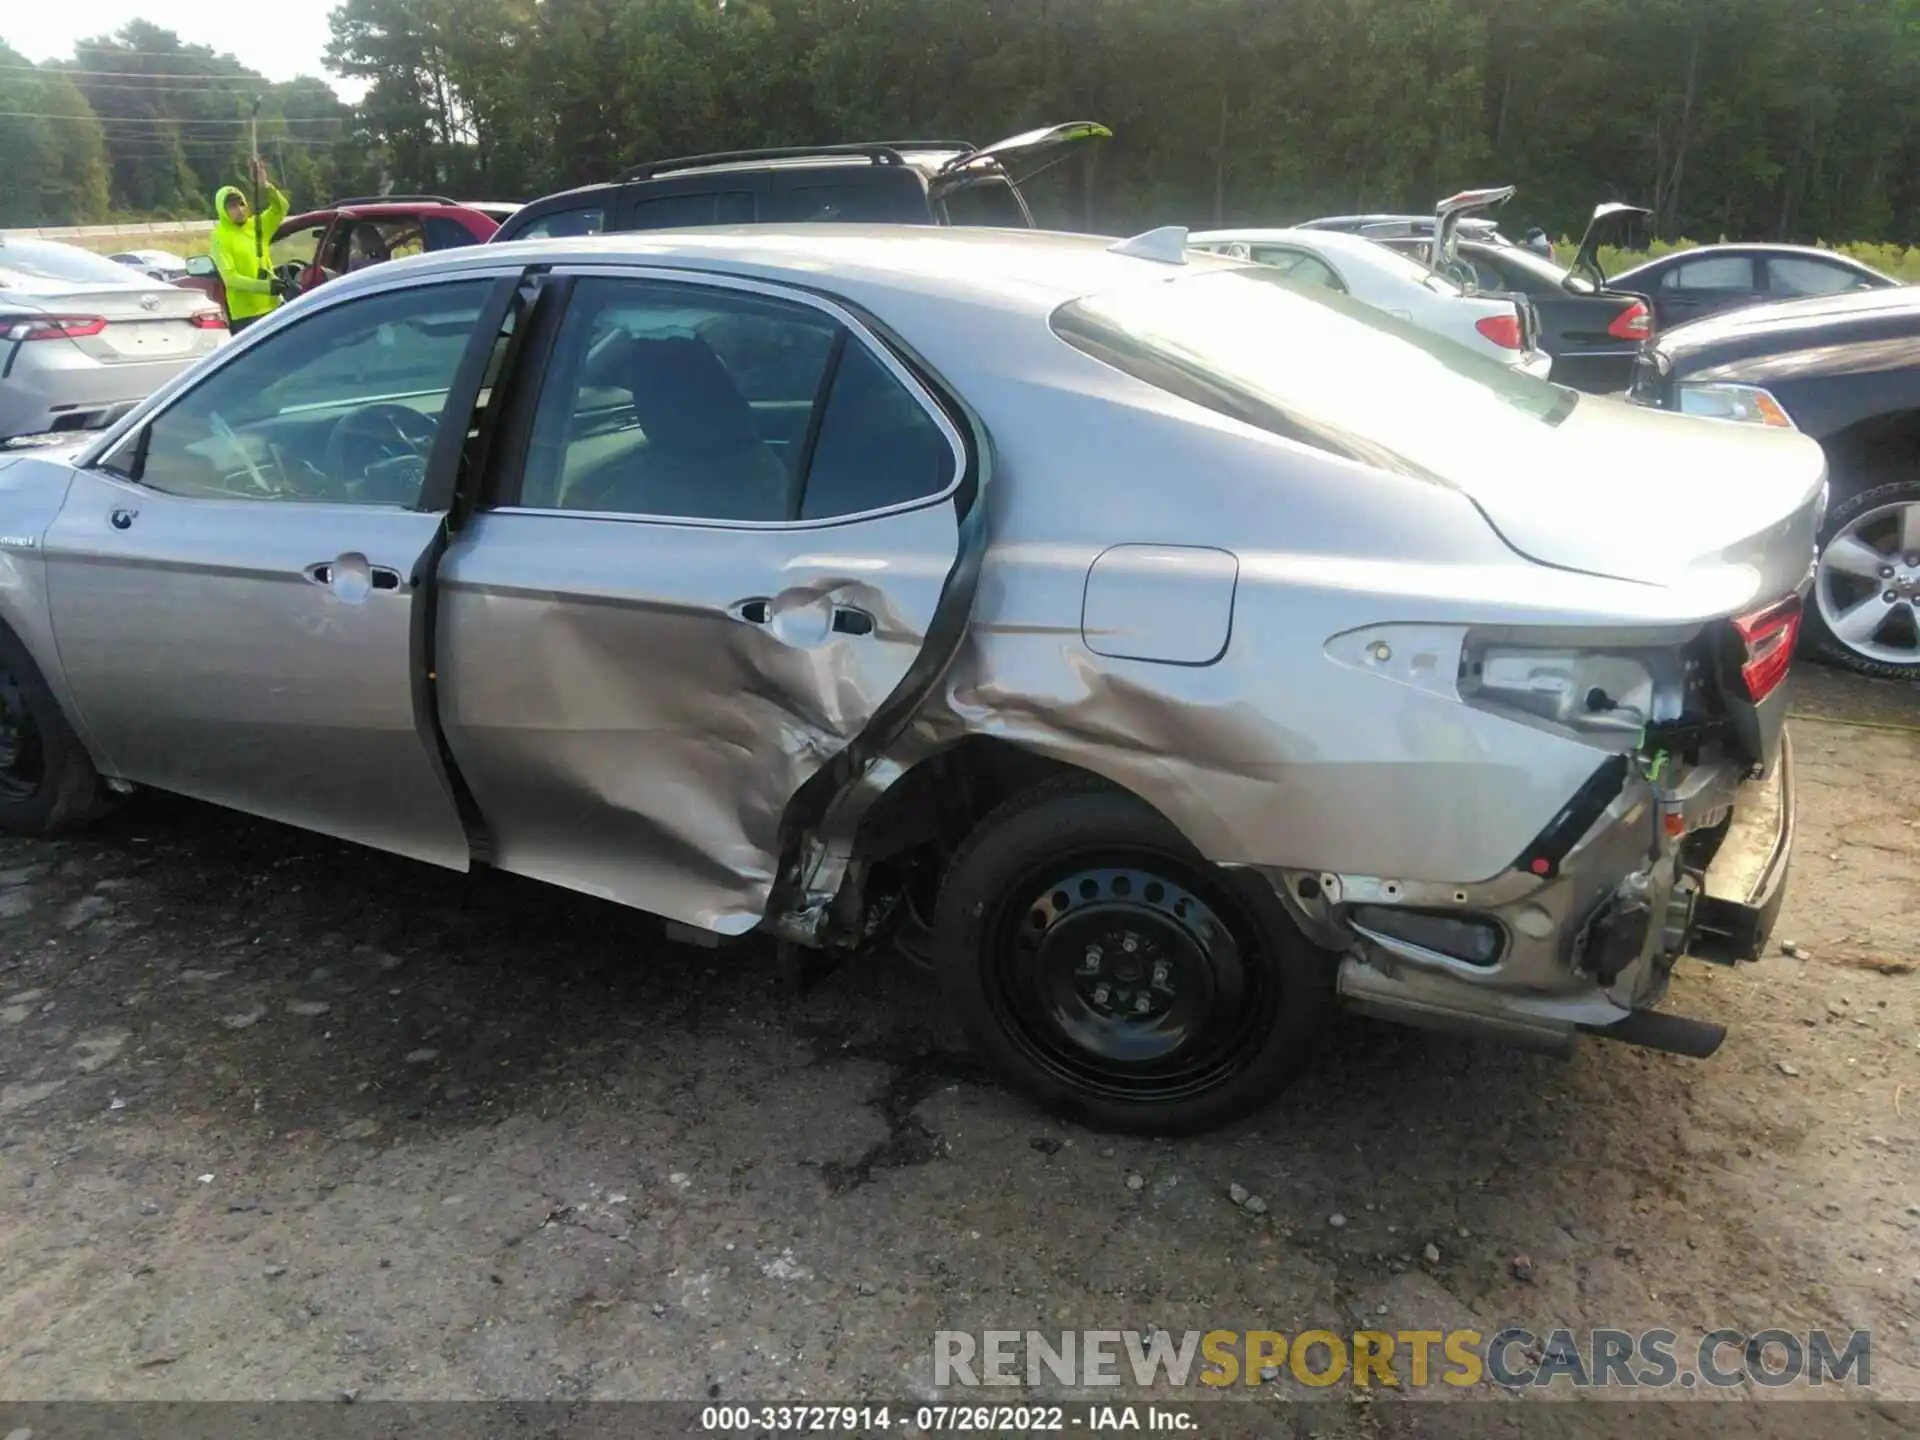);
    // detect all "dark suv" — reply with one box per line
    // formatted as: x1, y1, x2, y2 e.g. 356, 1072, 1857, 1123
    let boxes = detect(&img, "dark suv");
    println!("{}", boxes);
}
490, 123, 1109, 244
1627, 285, 1920, 680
